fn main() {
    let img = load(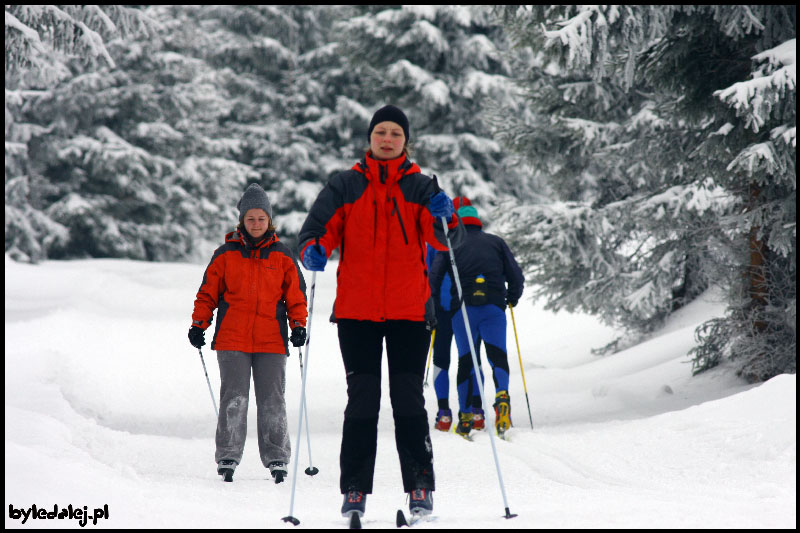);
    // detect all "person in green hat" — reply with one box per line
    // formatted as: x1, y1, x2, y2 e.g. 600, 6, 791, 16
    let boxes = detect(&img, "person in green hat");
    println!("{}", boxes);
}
430, 199, 524, 439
